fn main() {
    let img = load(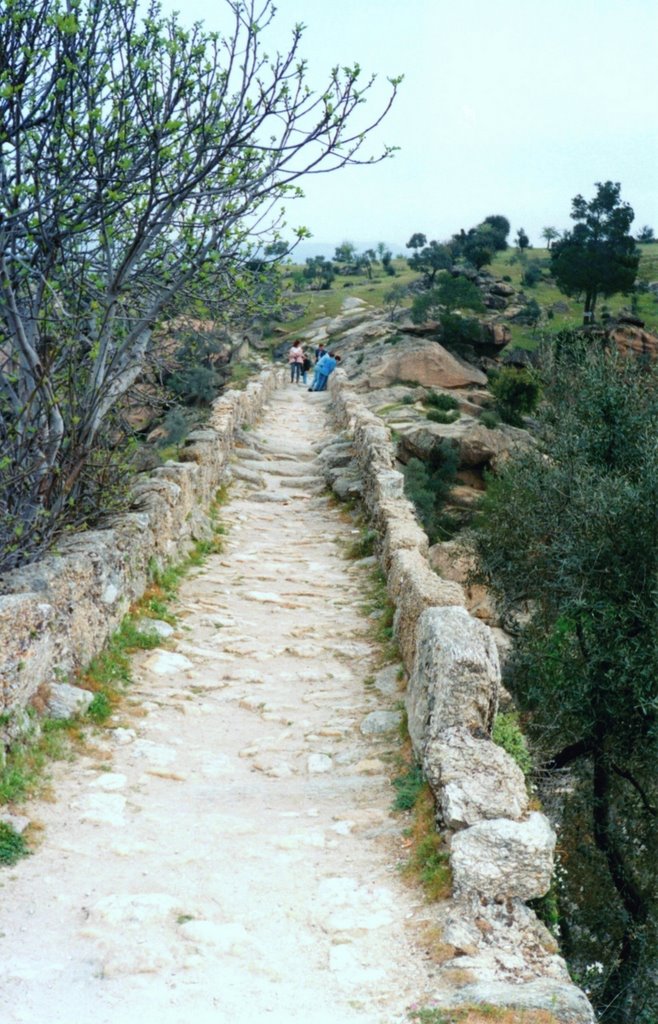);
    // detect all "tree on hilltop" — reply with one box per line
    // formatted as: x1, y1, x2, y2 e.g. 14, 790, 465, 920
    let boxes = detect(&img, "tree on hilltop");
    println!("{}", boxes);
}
550, 181, 640, 324
406, 237, 454, 285
541, 226, 560, 250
